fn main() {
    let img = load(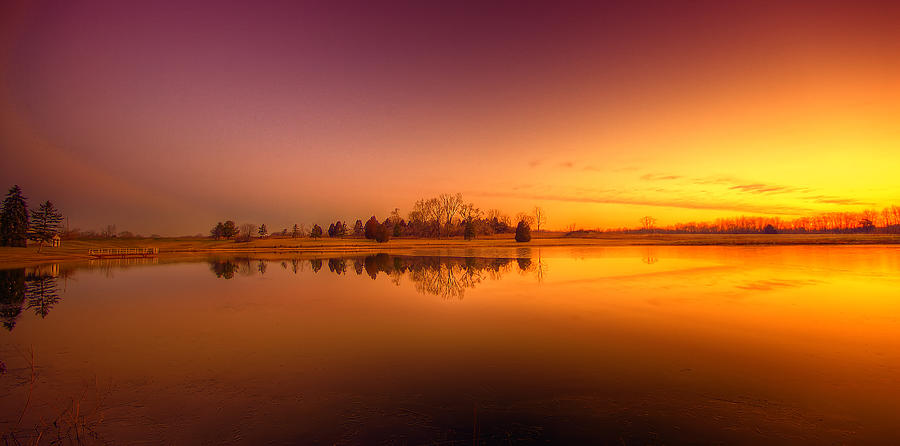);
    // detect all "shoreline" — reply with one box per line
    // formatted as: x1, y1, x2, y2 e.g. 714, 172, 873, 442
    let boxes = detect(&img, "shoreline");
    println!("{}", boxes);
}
2, 233, 899, 269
